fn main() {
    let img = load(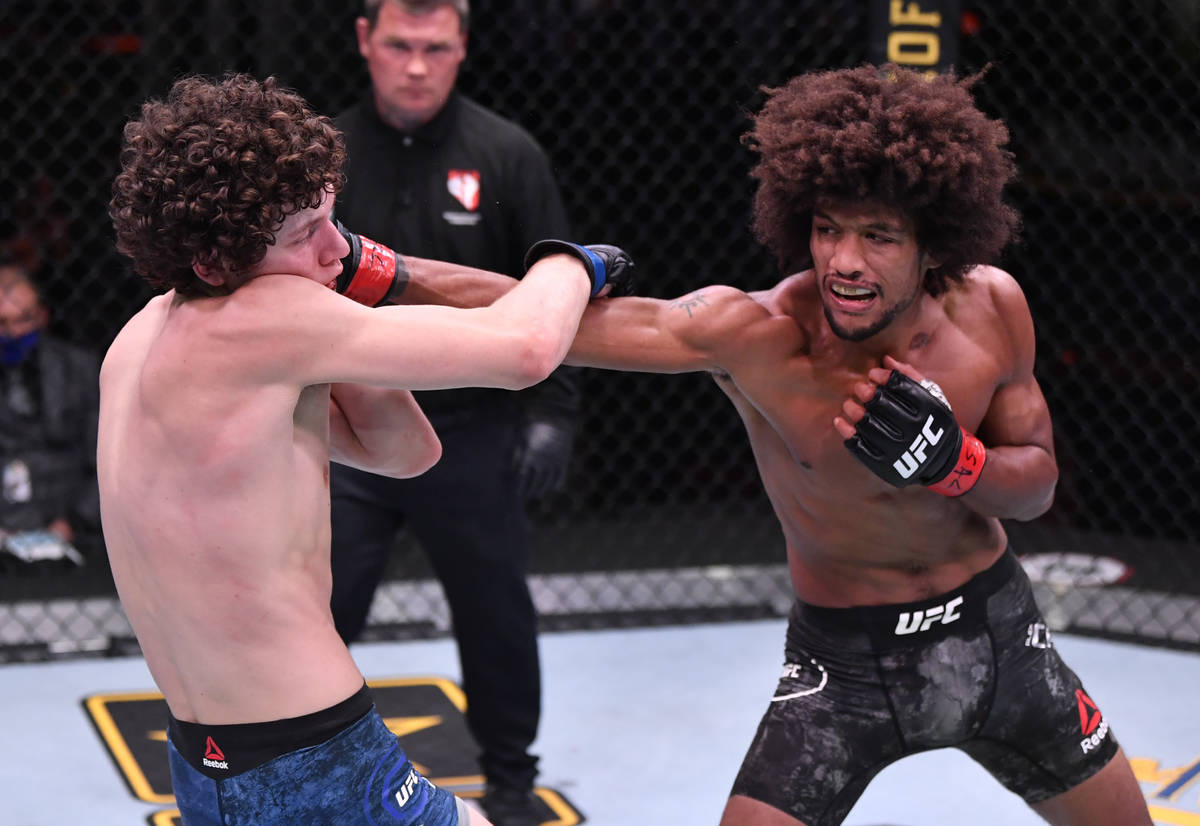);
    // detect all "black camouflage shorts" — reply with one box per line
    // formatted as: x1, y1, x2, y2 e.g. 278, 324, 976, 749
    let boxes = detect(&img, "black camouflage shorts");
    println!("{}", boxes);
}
730, 549, 1119, 826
